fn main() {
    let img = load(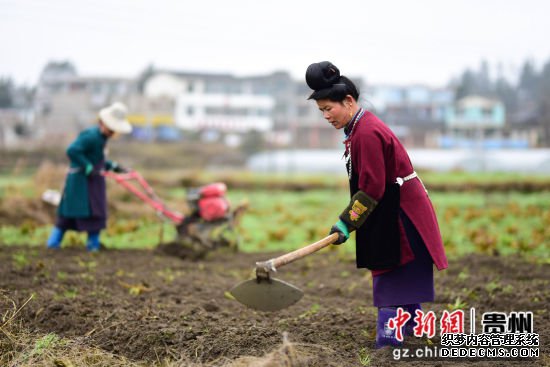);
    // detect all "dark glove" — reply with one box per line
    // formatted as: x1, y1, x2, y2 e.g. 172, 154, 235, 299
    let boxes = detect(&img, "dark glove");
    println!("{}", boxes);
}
329, 219, 351, 245
112, 162, 129, 173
